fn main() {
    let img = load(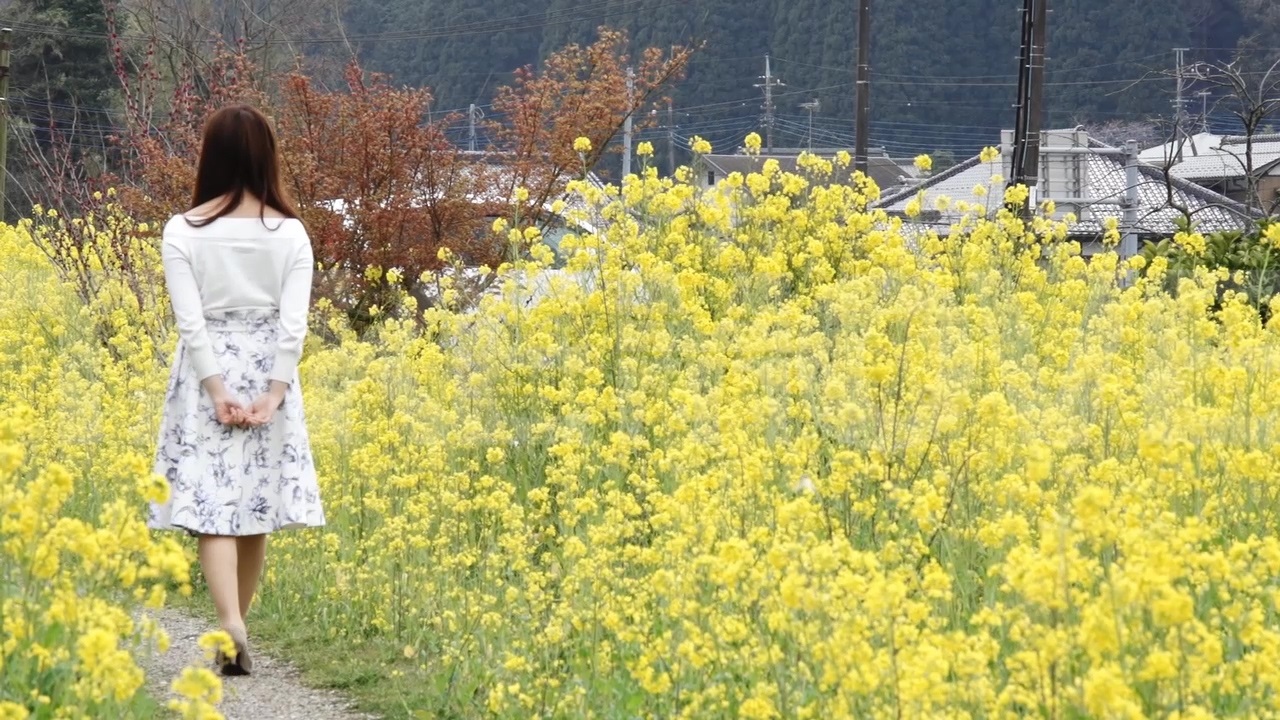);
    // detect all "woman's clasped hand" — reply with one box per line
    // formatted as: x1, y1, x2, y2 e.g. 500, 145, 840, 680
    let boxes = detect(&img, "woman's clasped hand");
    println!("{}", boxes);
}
211, 391, 284, 427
